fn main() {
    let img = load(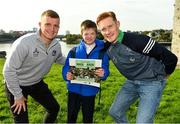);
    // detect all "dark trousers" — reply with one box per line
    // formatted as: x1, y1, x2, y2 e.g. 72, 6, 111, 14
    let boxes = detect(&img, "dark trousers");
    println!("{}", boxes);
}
67, 92, 95, 123
5, 80, 60, 123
